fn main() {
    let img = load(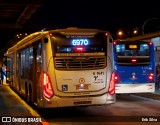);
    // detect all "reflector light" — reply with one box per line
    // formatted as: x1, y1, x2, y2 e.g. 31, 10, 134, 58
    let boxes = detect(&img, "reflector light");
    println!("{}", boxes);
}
77, 47, 83, 51
108, 72, 117, 95
115, 76, 118, 80
131, 59, 137, 63
49, 33, 53, 36
149, 76, 153, 80
113, 41, 116, 45
43, 72, 54, 99
148, 73, 154, 81
105, 32, 108, 36
149, 42, 152, 45
76, 47, 84, 52
150, 73, 154, 76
